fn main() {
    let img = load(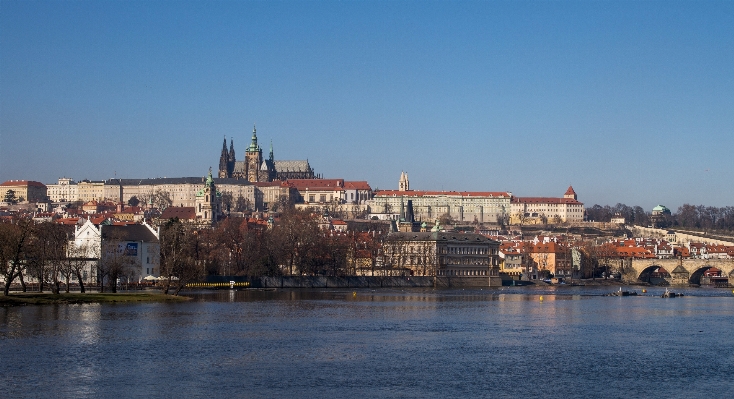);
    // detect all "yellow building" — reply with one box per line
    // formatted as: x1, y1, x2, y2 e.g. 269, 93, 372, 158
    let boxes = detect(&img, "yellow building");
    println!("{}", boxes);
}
1, 180, 47, 203
77, 180, 105, 202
